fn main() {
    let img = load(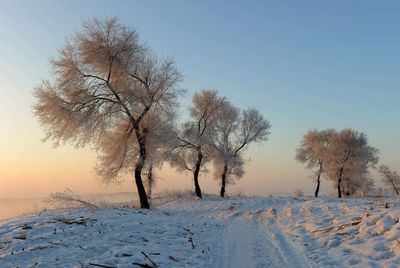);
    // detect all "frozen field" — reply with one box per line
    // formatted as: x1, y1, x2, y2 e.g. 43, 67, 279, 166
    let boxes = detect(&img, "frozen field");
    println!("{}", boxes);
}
1, 195, 399, 267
